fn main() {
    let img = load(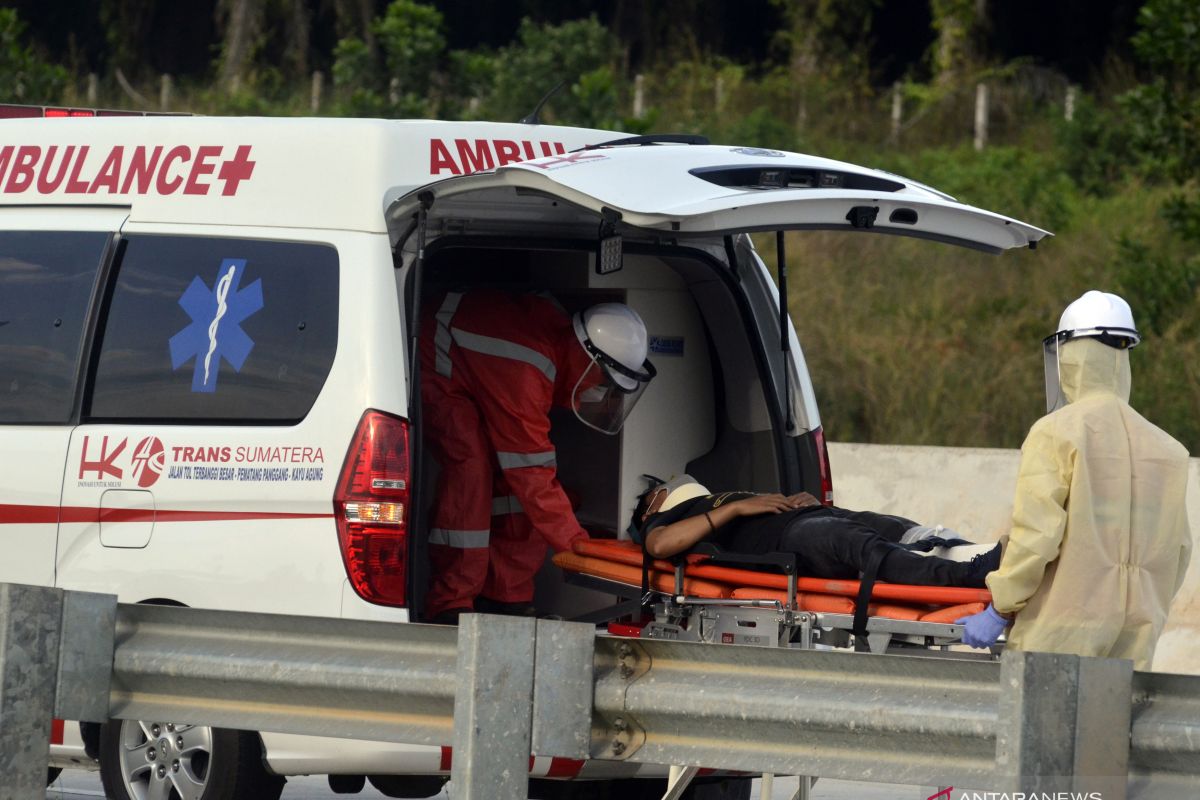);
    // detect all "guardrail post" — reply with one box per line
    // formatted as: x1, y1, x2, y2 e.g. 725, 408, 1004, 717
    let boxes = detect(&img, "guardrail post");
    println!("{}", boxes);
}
54, 590, 117, 723
996, 650, 1132, 799
452, 614, 536, 800
0, 583, 65, 799
531, 618, 594, 759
